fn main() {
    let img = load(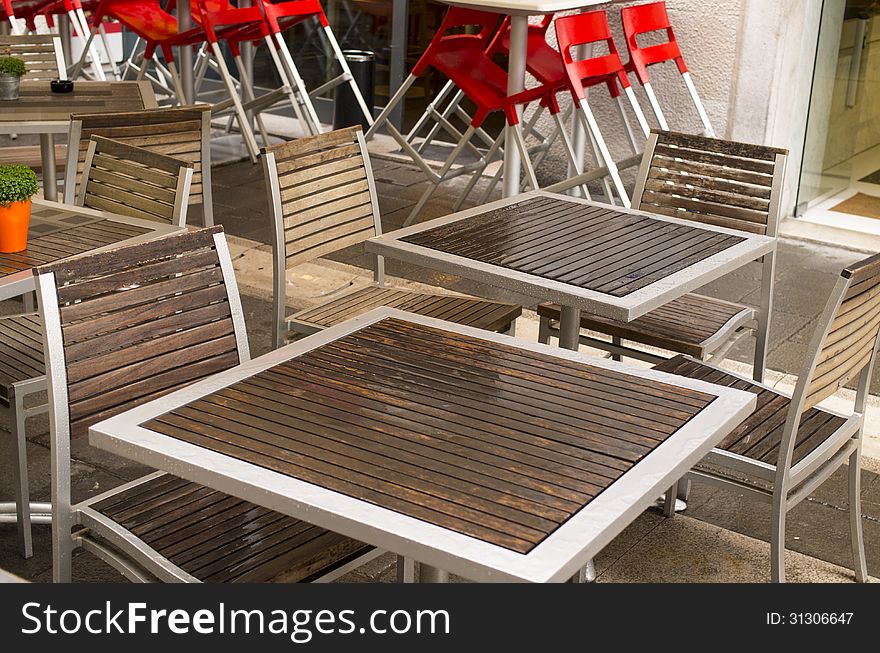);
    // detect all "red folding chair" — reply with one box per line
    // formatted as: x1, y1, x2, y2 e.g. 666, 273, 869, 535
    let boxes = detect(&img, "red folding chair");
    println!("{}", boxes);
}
5, 0, 107, 79
367, 7, 558, 224
256, 0, 374, 130
555, 10, 652, 207
621, 0, 715, 136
